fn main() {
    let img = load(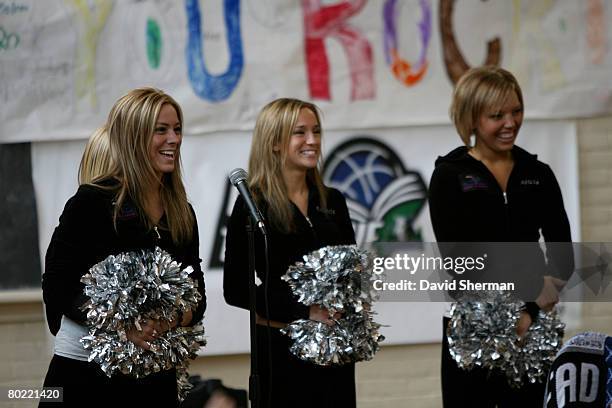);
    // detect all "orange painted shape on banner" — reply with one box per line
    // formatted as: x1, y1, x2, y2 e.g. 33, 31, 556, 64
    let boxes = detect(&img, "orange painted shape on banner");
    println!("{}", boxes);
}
390, 49, 427, 86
